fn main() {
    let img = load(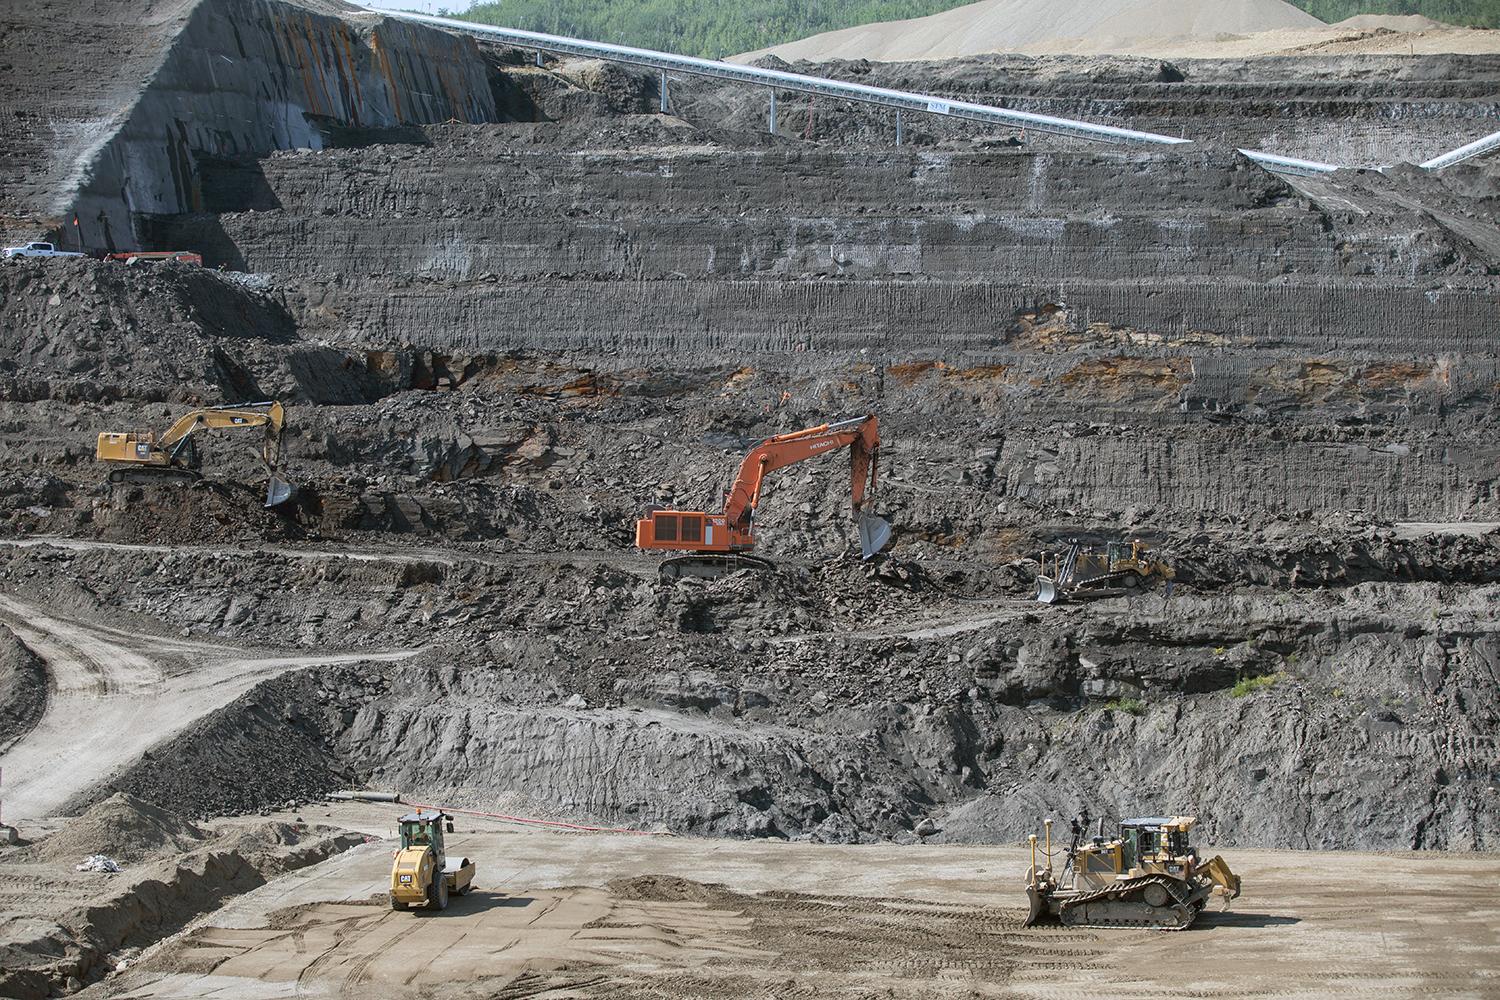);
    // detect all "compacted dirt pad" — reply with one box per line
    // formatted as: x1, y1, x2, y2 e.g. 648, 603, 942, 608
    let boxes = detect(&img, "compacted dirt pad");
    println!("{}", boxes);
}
84, 818, 1500, 999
